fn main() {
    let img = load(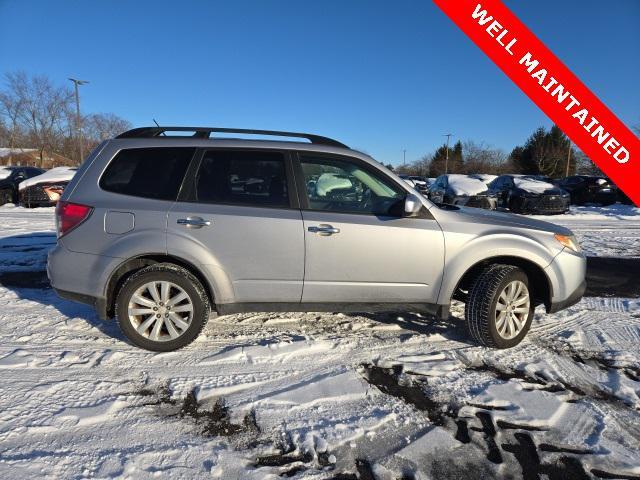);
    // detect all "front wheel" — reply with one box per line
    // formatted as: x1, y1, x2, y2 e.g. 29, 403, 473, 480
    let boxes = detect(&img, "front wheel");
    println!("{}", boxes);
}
0, 188, 15, 206
465, 264, 534, 348
115, 263, 210, 351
